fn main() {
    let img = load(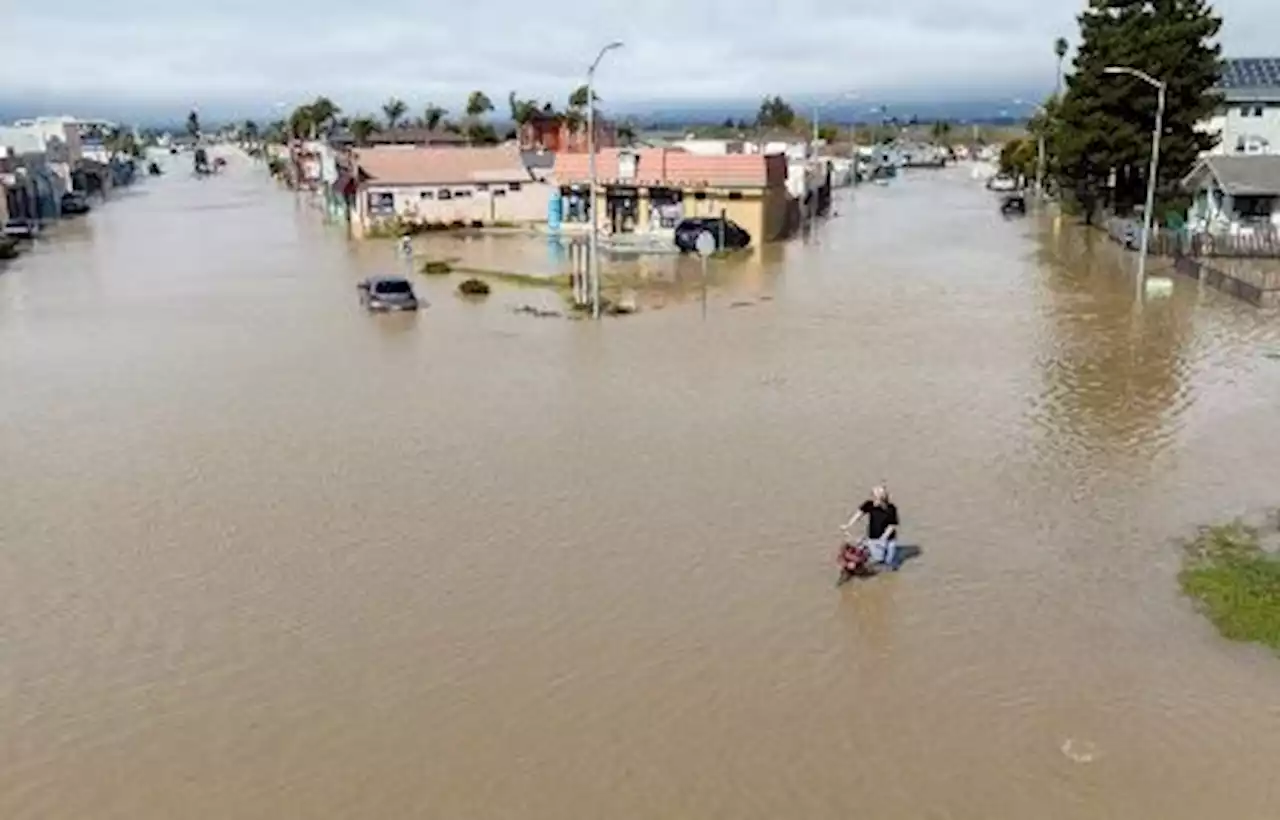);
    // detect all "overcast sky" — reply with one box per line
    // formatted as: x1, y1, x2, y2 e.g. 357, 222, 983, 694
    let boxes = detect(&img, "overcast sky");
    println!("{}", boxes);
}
1, 0, 1275, 115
